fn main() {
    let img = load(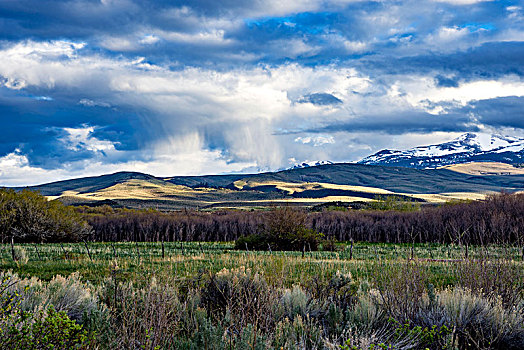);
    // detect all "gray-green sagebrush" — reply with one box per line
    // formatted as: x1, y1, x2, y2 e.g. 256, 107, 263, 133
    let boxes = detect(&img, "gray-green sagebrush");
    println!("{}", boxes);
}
0, 242, 522, 349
